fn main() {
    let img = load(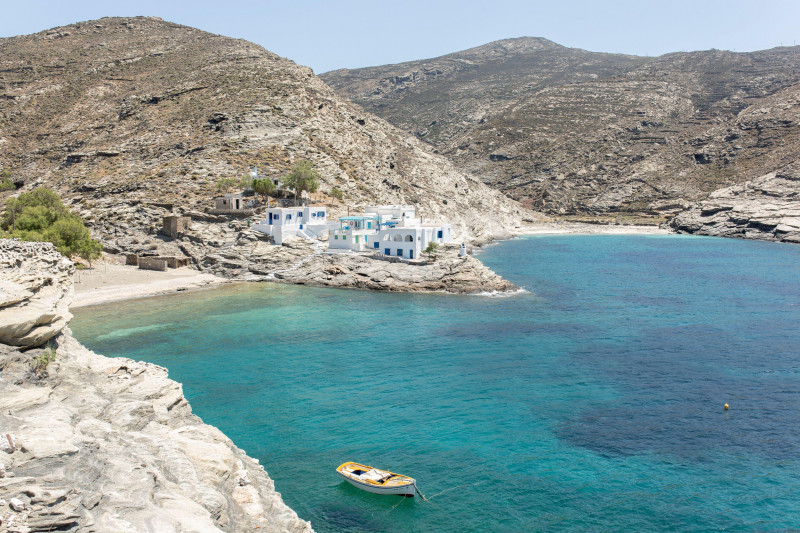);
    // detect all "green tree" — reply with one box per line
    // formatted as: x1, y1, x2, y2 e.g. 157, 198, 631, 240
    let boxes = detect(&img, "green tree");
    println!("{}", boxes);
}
285, 160, 320, 205
252, 178, 276, 203
1, 187, 103, 265
216, 177, 238, 193
75, 238, 103, 267
424, 241, 439, 260
239, 174, 253, 190
329, 187, 344, 201
0, 170, 15, 191
3, 198, 25, 232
